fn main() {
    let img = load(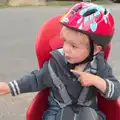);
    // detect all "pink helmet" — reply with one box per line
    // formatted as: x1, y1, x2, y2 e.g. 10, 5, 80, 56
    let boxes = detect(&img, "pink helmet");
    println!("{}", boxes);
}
60, 2, 115, 48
